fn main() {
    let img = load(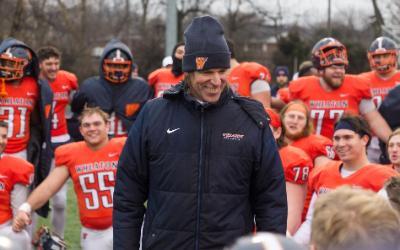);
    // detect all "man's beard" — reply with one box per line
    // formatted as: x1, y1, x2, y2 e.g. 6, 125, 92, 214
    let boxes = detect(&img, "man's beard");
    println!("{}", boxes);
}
285, 129, 305, 141
322, 75, 343, 89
